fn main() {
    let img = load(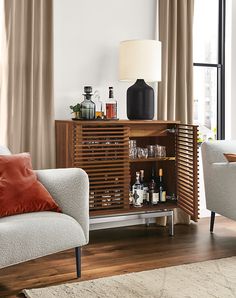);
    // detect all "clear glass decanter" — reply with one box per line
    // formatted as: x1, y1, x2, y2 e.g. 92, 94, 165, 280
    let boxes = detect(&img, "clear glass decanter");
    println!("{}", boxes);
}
80, 86, 95, 120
